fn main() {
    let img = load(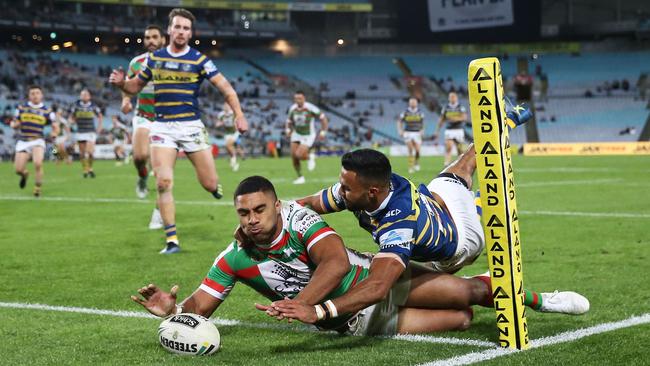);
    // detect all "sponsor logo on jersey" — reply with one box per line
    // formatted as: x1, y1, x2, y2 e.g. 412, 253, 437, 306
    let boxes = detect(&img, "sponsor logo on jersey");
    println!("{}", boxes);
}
182, 63, 192, 72
379, 229, 413, 250
204, 60, 217, 74
385, 208, 401, 217
169, 314, 200, 328
165, 61, 179, 69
